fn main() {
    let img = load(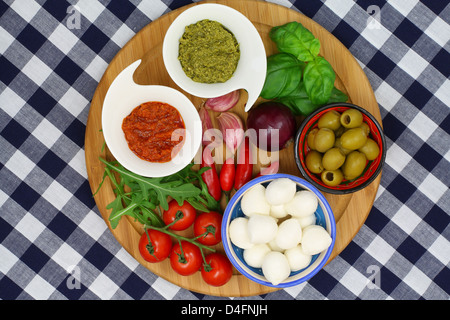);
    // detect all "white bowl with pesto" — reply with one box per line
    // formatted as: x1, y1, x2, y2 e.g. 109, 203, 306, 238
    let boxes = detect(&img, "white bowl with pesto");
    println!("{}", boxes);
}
162, 3, 267, 112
